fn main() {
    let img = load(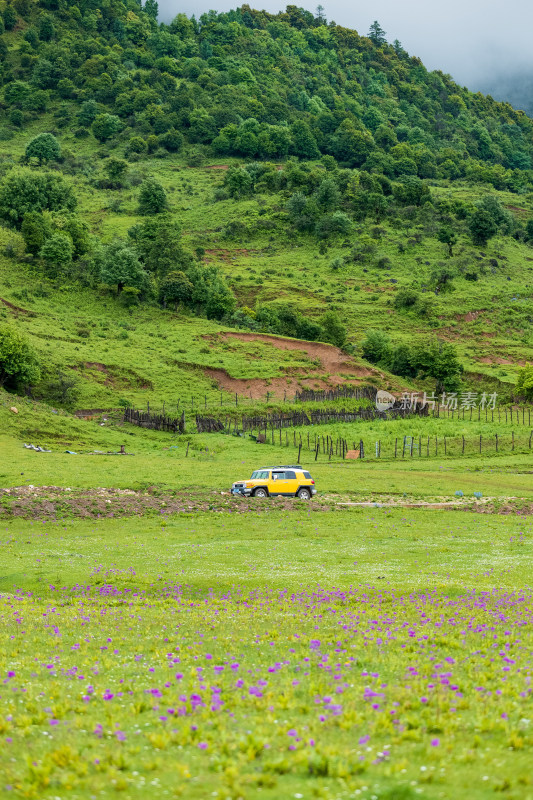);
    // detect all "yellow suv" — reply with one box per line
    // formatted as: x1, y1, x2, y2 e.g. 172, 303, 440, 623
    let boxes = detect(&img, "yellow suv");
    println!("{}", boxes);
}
231, 465, 316, 500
